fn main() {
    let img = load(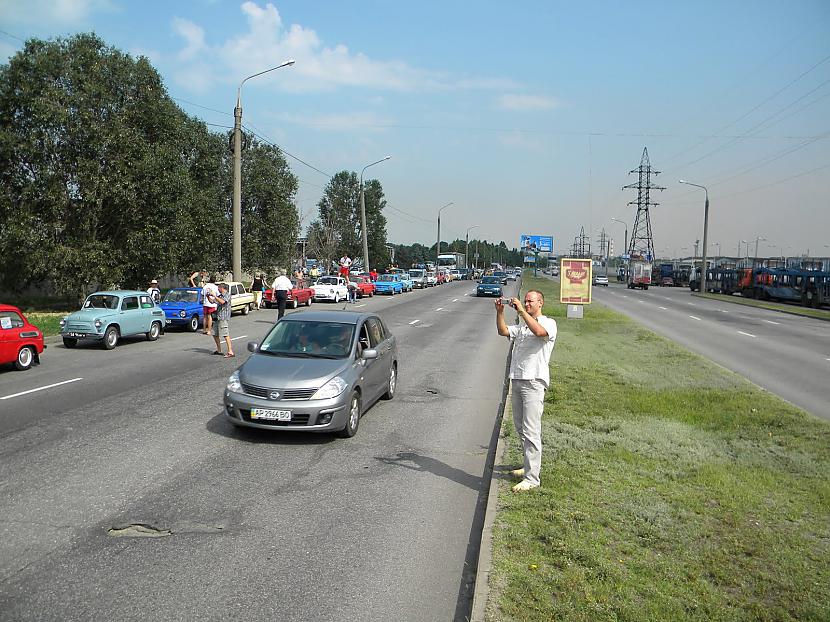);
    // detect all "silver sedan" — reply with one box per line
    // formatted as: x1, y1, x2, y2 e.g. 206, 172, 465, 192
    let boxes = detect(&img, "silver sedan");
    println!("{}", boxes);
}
224, 310, 398, 438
